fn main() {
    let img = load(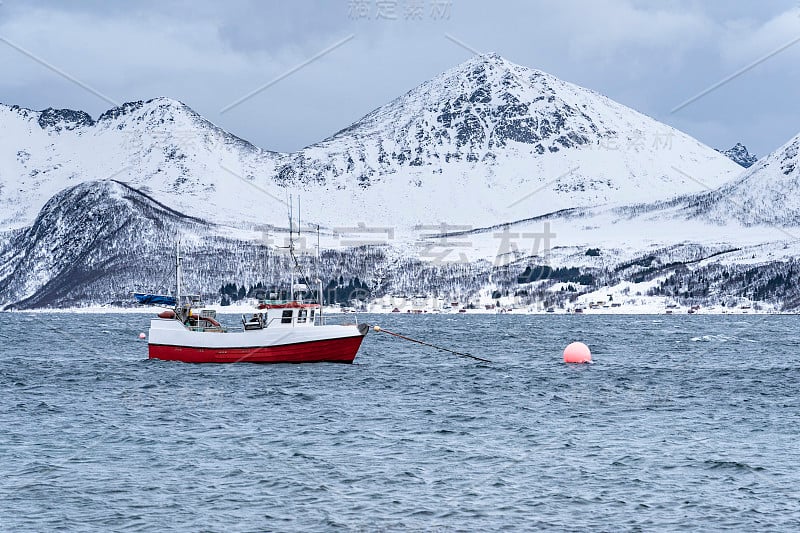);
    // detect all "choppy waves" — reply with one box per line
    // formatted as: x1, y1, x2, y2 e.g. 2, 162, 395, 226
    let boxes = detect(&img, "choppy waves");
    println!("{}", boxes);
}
1, 313, 799, 530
